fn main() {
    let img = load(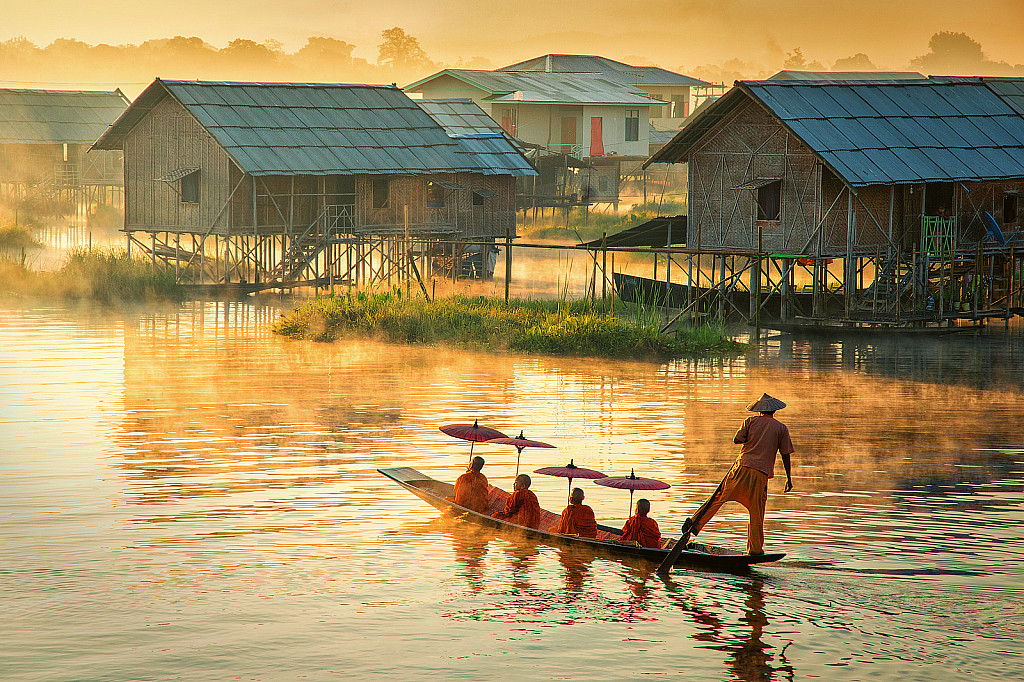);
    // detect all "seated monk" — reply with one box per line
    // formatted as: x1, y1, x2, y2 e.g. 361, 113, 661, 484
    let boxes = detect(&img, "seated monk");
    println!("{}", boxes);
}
620, 498, 662, 548
445, 456, 490, 513
492, 473, 541, 529
549, 487, 598, 538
